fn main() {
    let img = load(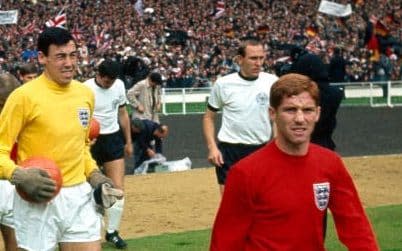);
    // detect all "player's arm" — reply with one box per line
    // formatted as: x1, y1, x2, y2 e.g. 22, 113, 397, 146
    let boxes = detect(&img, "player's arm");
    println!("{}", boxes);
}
0, 89, 56, 202
0, 92, 21, 179
126, 84, 143, 112
329, 157, 379, 250
203, 108, 223, 167
118, 104, 133, 157
210, 165, 252, 251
